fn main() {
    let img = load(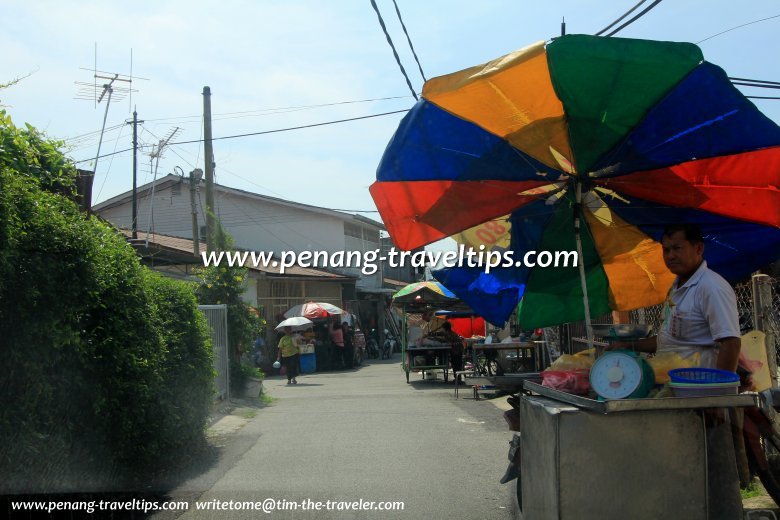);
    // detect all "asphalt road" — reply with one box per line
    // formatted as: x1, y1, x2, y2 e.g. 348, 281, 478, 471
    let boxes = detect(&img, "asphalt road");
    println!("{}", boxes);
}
163, 358, 517, 520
